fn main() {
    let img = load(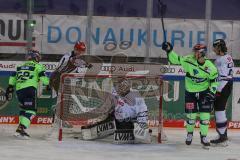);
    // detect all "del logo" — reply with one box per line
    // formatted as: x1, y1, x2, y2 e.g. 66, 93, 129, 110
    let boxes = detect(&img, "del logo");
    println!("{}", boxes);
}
0, 88, 8, 110
0, 64, 16, 69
